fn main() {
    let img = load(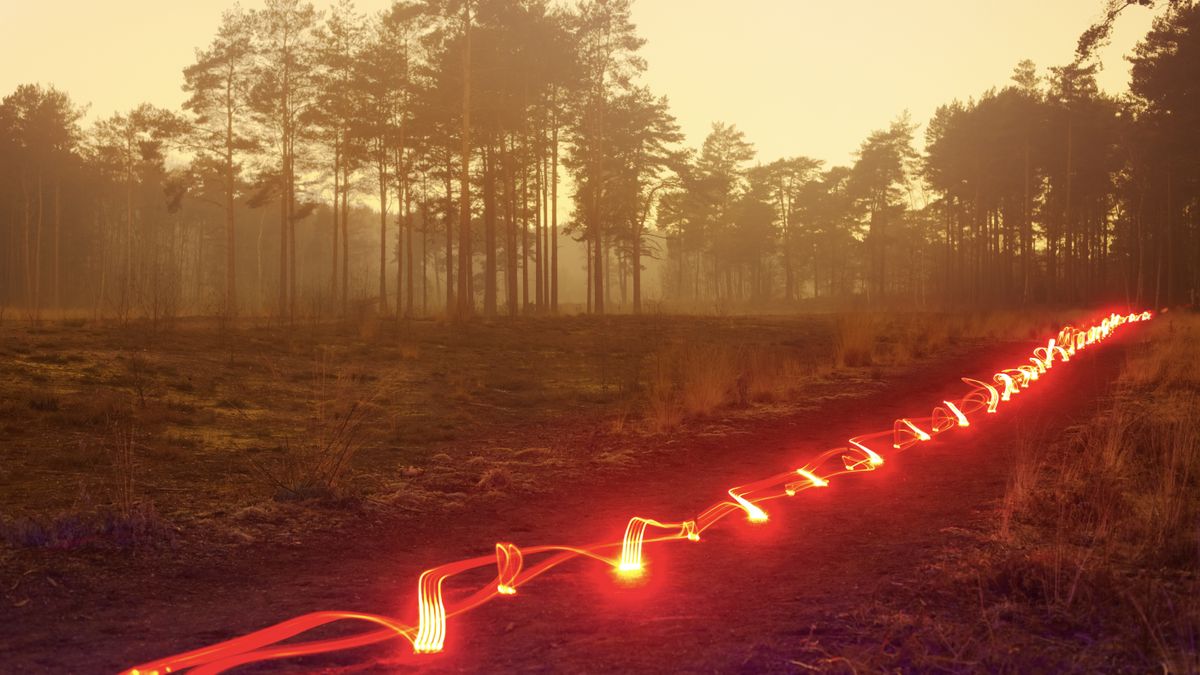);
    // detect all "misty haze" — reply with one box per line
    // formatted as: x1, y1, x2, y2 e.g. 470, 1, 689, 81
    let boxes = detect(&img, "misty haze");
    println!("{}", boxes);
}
0, 1, 1197, 672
